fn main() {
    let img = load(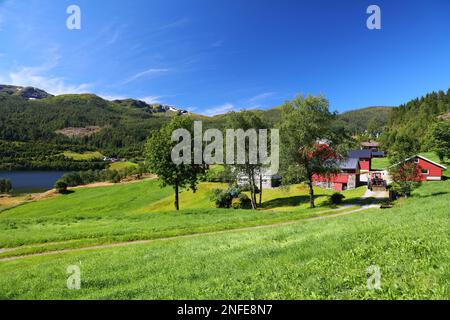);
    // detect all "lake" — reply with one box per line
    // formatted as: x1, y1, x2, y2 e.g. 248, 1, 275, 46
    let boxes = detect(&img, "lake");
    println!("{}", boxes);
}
0, 171, 69, 193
